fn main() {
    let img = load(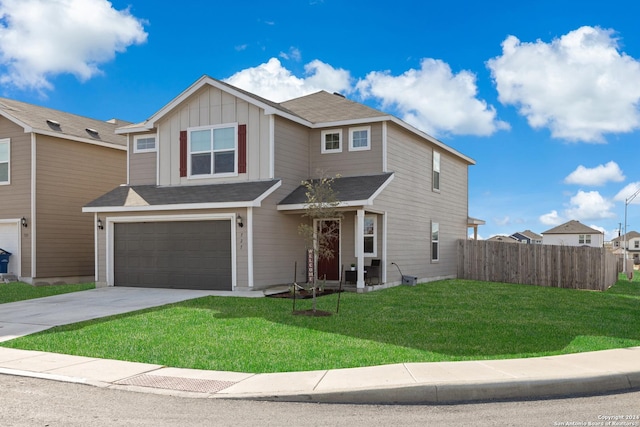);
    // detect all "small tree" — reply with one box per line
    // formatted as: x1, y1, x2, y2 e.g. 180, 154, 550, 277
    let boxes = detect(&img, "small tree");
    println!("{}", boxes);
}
298, 174, 342, 313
